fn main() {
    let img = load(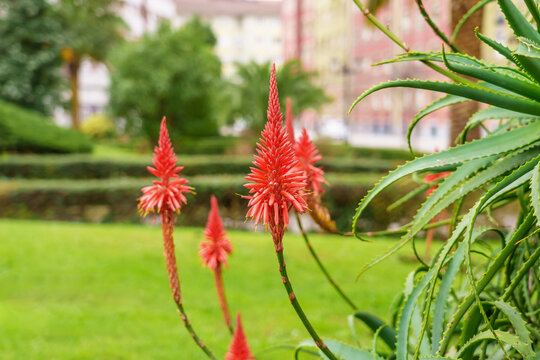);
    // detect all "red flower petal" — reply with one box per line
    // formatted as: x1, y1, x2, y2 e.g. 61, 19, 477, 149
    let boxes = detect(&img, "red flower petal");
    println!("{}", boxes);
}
225, 313, 255, 360
138, 117, 192, 214
199, 195, 232, 271
244, 64, 307, 227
